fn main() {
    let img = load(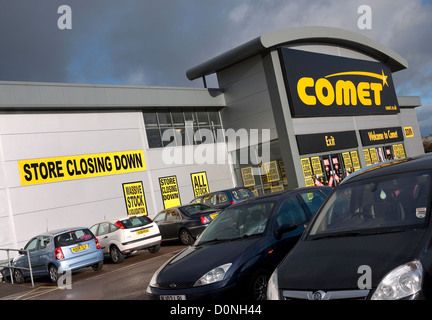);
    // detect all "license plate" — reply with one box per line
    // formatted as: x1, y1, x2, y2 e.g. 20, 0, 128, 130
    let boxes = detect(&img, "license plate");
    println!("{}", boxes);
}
210, 213, 219, 220
160, 295, 186, 300
71, 244, 88, 253
136, 229, 149, 235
